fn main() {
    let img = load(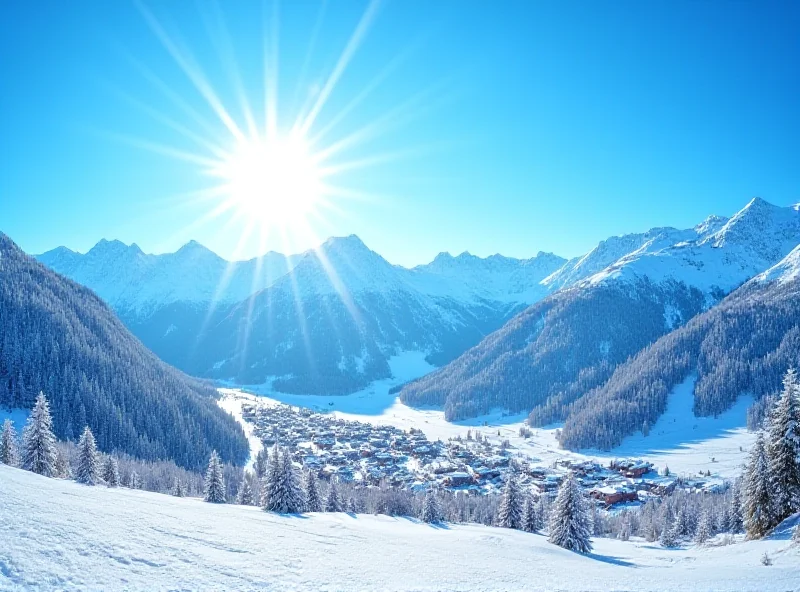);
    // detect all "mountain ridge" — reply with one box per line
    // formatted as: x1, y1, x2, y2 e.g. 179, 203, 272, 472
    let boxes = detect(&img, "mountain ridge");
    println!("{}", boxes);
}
0, 232, 249, 470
